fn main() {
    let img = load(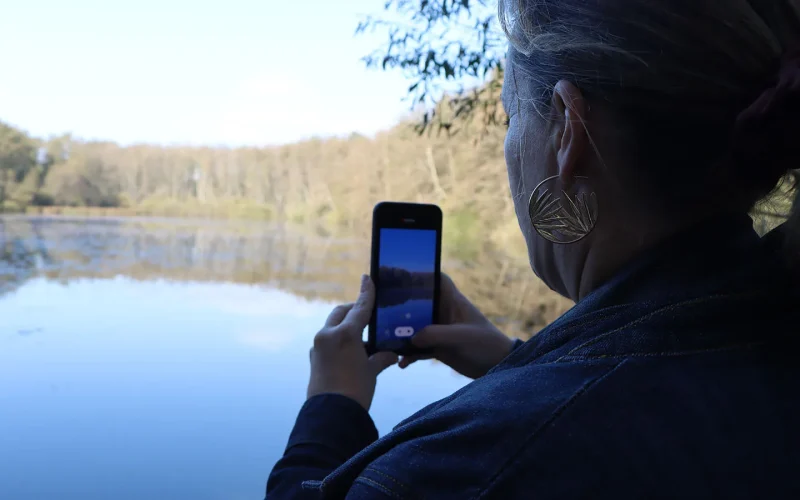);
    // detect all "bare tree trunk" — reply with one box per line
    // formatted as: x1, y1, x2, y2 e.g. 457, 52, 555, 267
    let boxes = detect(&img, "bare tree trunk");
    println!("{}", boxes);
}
447, 147, 457, 186
381, 143, 392, 199
425, 146, 447, 199
322, 183, 338, 215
